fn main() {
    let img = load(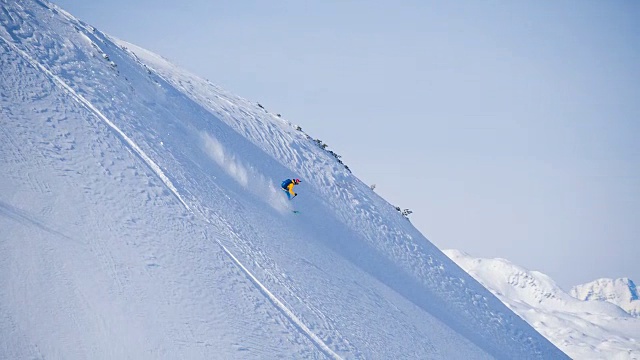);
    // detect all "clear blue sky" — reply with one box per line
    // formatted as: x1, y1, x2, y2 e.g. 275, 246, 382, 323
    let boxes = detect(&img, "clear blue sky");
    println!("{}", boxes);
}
52, 0, 639, 289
